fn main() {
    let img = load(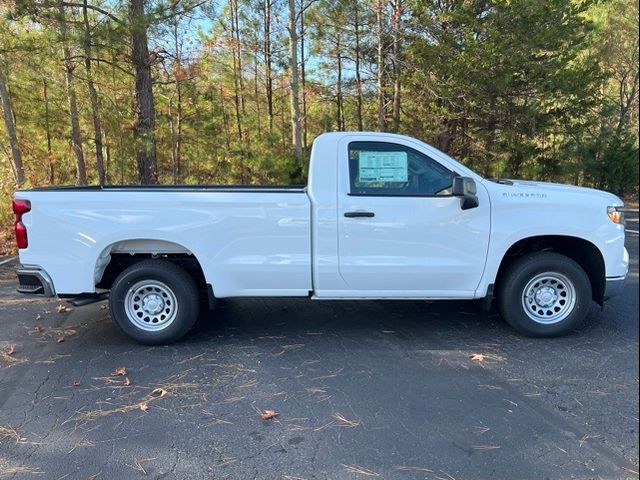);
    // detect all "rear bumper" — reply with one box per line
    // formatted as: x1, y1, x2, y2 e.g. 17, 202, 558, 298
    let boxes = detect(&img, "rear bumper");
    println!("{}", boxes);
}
603, 275, 626, 300
16, 265, 56, 297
